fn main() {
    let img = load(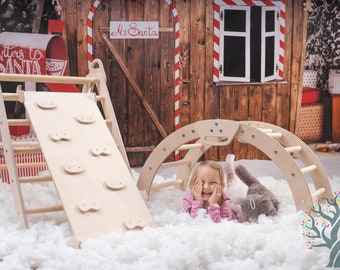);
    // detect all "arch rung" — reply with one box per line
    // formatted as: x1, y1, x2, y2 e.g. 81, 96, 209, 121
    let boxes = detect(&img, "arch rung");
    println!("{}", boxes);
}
266, 132, 283, 138
177, 143, 204, 151
285, 146, 302, 153
311, 188, 326, 199
151, 179, 183, 192
301, 165, 317, 174
257, 128, 282, 138
160, 159, 191, 169
257, 128, 273, 133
